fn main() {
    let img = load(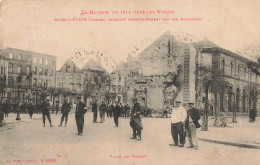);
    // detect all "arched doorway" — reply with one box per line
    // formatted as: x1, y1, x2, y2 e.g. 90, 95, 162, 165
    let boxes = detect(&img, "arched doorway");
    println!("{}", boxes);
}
242, 89, 246, 112
236, 88, 240, 112
228, 86, 233, 112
